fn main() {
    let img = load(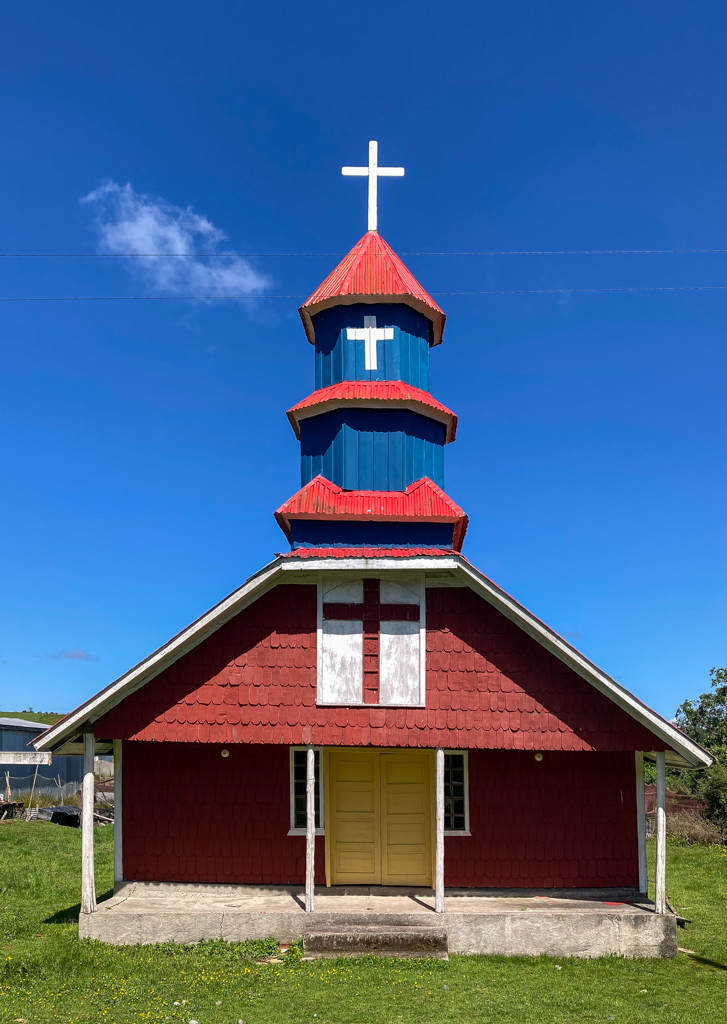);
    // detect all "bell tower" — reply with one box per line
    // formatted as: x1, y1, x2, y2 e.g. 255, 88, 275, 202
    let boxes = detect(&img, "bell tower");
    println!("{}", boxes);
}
275, 143, 467, 553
